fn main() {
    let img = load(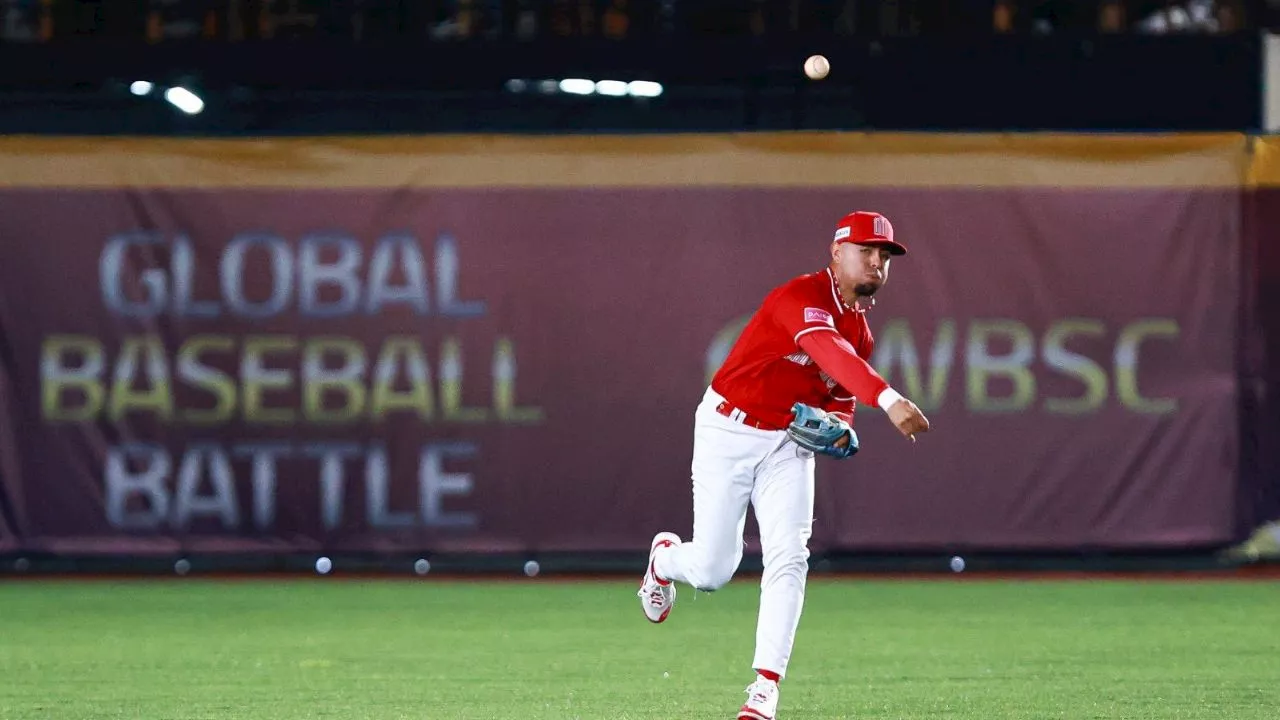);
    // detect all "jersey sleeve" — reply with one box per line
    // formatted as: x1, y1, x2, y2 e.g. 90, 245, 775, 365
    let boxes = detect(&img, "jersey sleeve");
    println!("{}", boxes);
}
826, 380, 855, 404
821, 393, 855, 417
797, 330, 891, 409
830, 330, 877, 408
770, 284, 840, 348
859, 333, 876, 362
